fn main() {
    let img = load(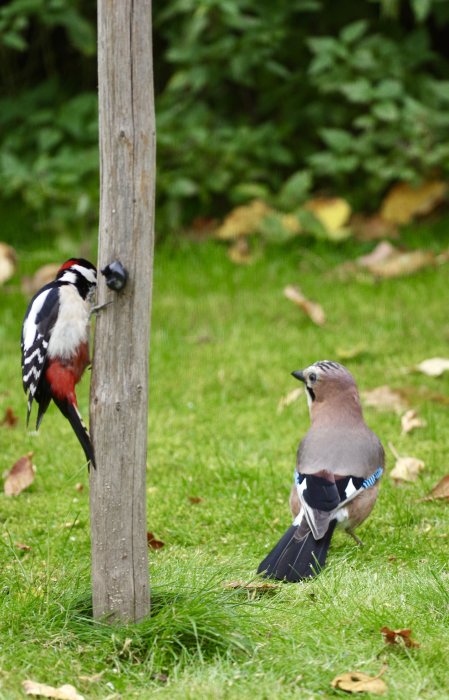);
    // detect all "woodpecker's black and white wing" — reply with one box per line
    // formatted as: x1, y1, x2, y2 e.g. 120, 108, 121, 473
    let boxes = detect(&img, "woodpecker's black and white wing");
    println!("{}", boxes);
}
21, 284, 60, 424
